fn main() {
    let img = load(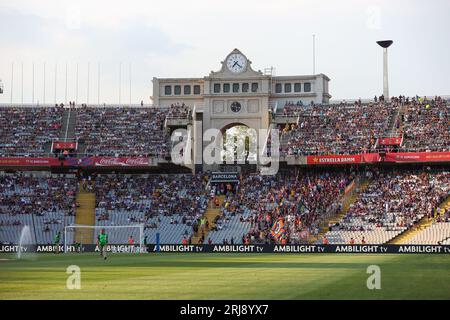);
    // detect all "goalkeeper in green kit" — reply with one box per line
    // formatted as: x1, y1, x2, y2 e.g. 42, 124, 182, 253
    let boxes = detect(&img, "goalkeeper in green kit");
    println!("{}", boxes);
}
97, 228, 108, 260
54, 231, 61, 254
